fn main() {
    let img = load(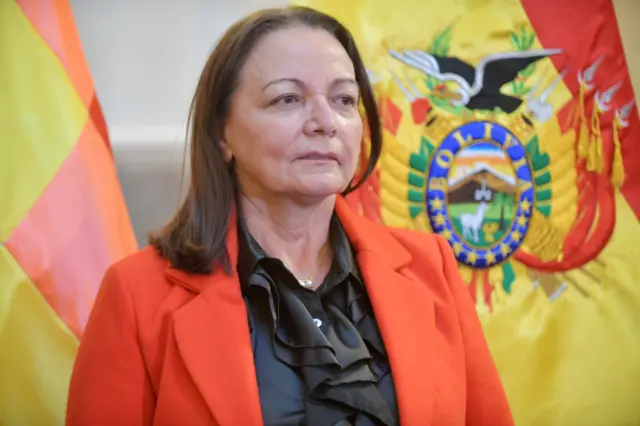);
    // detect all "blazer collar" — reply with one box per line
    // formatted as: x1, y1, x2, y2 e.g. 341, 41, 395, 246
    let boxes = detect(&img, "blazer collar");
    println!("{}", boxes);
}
166, 196, 436, 425
333, 196, 411, 268
164, 197, 411, 292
